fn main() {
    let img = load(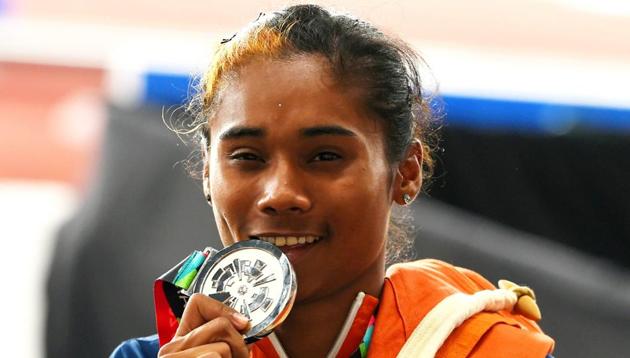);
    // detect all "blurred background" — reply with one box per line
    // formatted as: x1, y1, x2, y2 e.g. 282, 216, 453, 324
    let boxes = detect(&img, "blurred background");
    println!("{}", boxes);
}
1, 0, 629, 357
